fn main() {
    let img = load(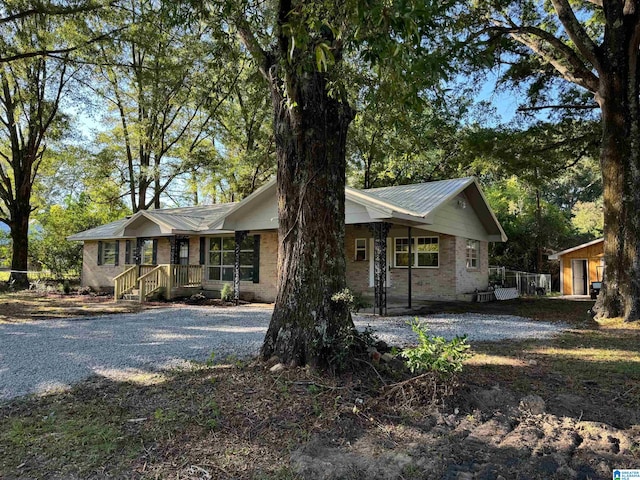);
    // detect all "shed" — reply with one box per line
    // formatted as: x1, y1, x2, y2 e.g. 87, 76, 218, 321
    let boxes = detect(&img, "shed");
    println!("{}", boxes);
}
549, 238, 604, 296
